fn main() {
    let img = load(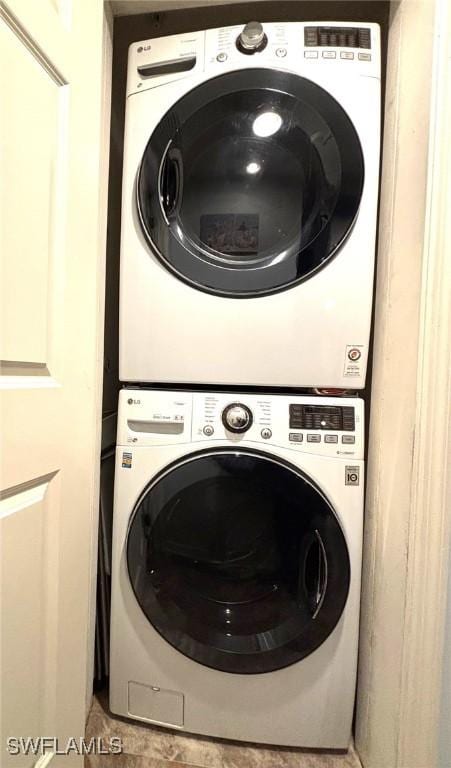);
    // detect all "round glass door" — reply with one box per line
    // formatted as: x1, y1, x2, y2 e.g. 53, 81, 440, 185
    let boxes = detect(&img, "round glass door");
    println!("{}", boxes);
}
127, 449, 350, 674
137, 68, 364, 297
